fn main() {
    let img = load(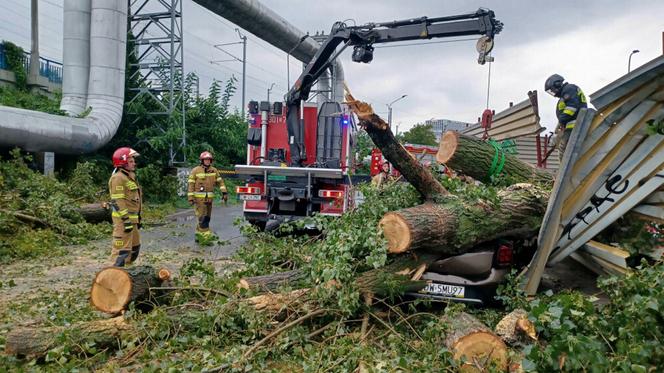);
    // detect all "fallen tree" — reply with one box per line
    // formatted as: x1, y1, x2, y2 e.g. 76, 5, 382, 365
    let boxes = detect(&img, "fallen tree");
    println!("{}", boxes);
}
346, 92, 449, 201
380, 184, 548, 254
238, 269, 307, 291
5, 317, 135, 358
76, 203, 111, 223
437, 131, 554, 185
